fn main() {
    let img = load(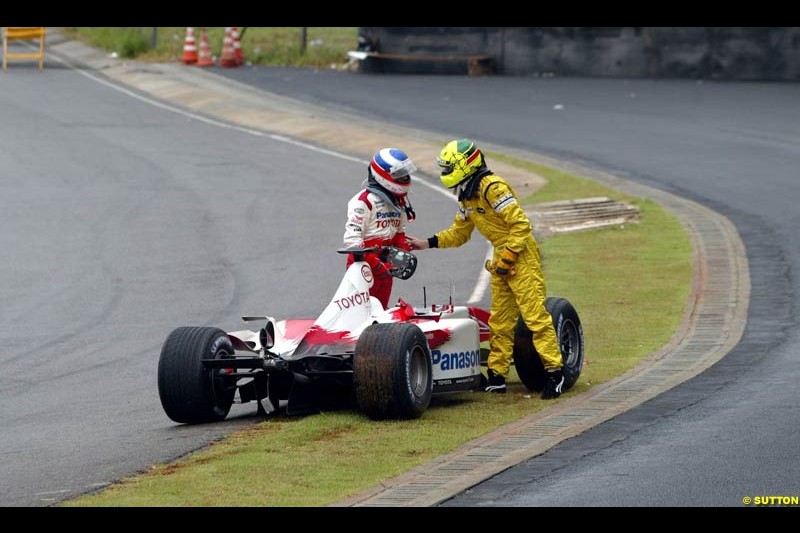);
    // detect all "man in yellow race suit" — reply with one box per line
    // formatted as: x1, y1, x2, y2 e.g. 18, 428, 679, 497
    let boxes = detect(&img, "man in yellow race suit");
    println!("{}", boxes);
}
407, 139, 564, 399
